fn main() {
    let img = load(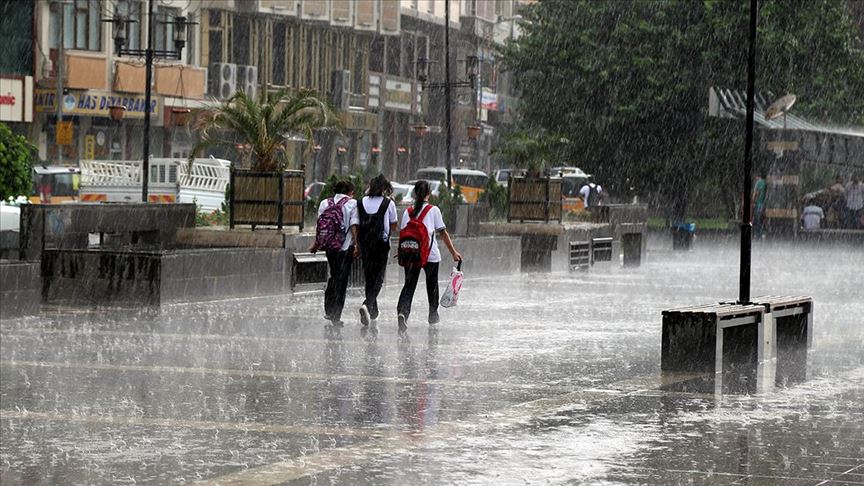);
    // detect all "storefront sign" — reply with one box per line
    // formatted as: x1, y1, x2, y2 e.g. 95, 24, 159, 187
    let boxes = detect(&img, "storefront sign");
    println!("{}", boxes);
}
84, 135, 96, 159
56, 121, 73, 145
480, 88, 498, 111
383, 78, 414, 113
0, 76, 33, 123
340, 110, 378, 132
35, 89, 159, 119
